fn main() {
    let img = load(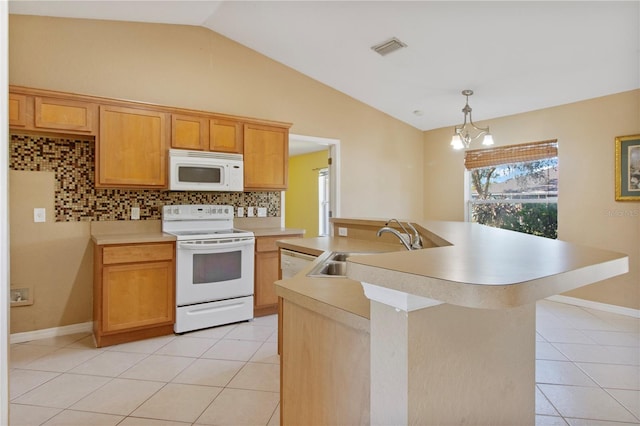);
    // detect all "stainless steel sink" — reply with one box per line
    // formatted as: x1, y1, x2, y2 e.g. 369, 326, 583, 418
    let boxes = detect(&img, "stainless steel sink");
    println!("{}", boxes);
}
315, 261, 347, 276
306, 252, 372, 278
329, 253, 350, 262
